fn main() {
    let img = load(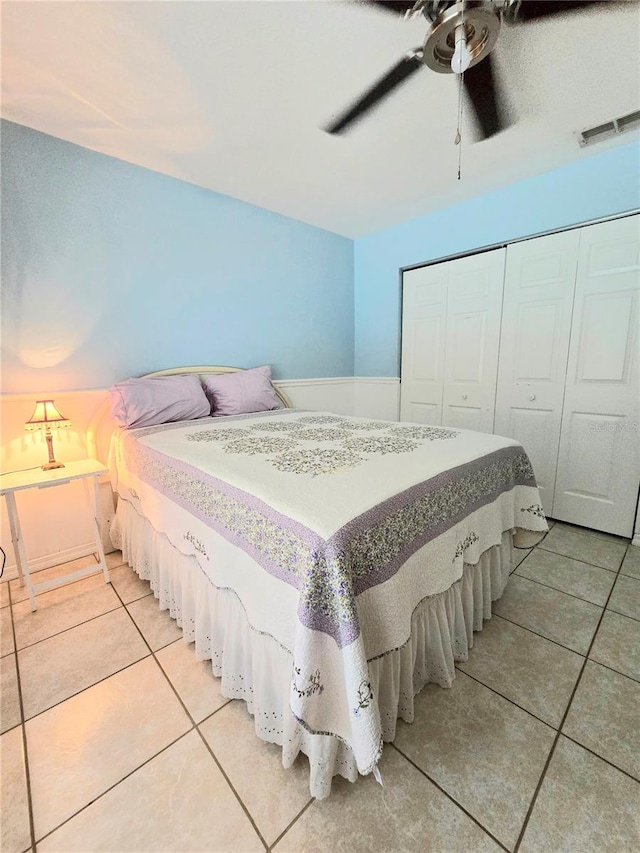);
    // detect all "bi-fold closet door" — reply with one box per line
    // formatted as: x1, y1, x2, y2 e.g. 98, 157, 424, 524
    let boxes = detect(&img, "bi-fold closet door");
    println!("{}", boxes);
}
496, 216, 640, 536
552, 216, 639, 537
400, 213, 639, 537
400, 248, 506, 430
494, 229, 580, 518
399, 261, 448, 425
